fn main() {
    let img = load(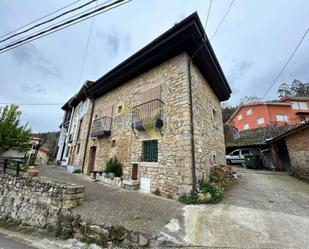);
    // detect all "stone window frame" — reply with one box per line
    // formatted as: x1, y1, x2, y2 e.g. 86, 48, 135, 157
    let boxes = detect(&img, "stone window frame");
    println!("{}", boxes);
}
142, 140, 158, 162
